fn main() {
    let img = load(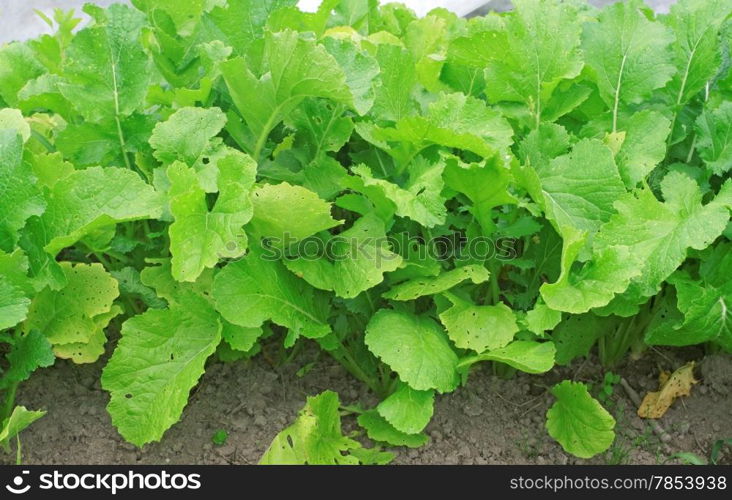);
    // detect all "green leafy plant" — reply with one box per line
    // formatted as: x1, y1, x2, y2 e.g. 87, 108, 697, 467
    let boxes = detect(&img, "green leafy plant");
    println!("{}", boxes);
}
0, 0, 730, 462
212, 429, 228, 446
597, 371, 621, 404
